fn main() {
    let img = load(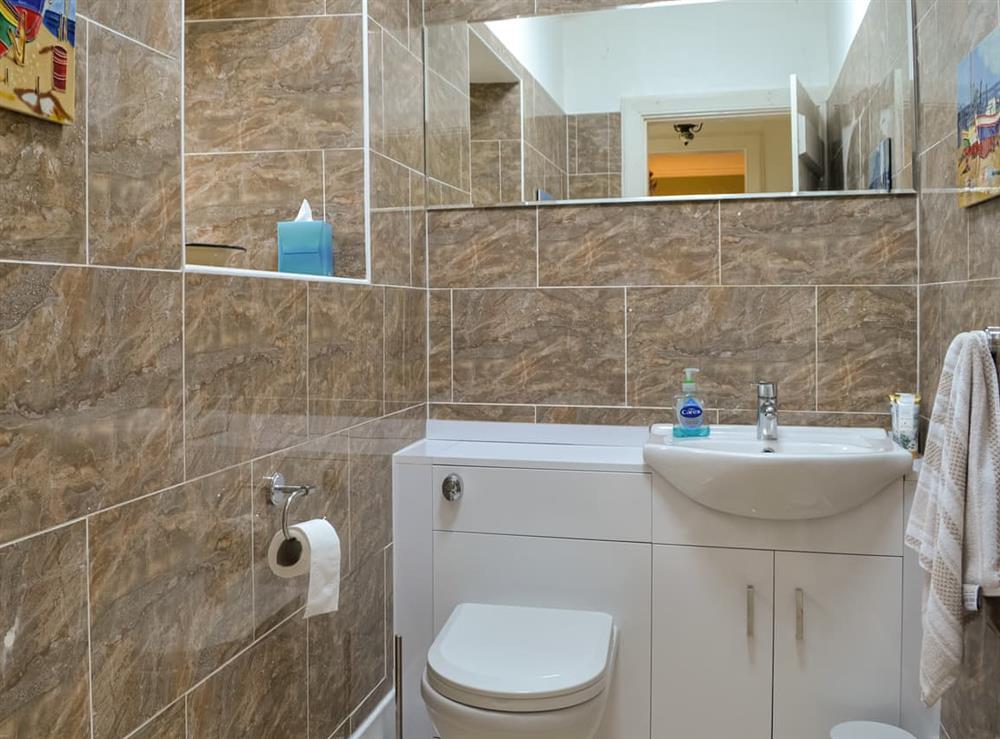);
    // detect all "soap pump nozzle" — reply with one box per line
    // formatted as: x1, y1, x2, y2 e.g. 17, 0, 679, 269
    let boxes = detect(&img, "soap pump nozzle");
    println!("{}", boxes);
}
682, 367, 699, 393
